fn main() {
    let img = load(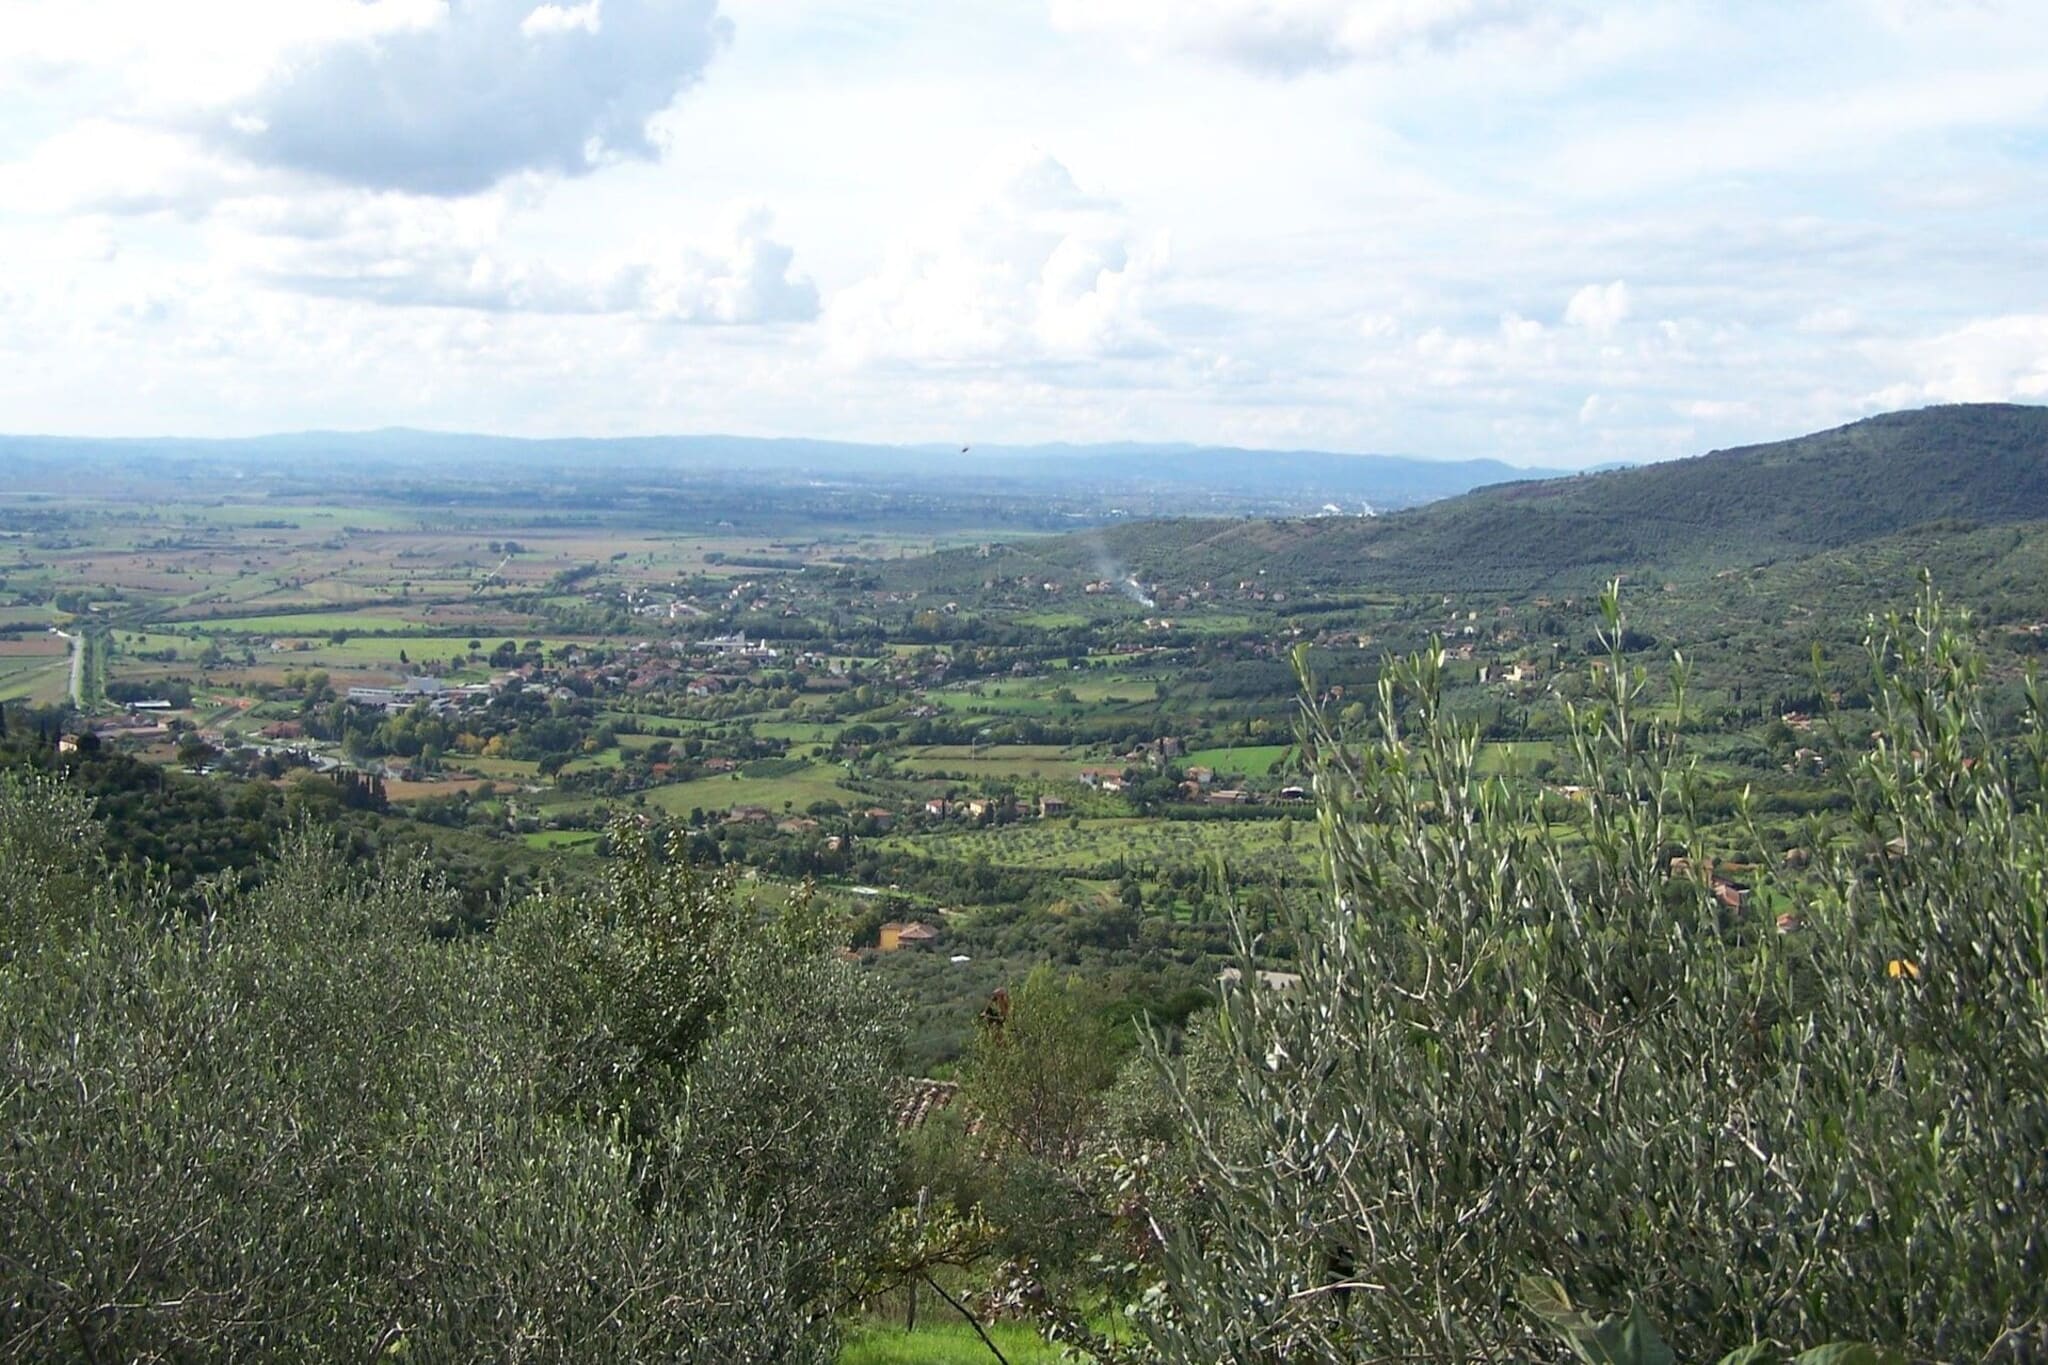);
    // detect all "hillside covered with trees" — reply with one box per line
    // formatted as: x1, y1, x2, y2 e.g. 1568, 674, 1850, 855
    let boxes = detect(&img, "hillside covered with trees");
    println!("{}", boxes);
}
891, 404, 2048, 597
